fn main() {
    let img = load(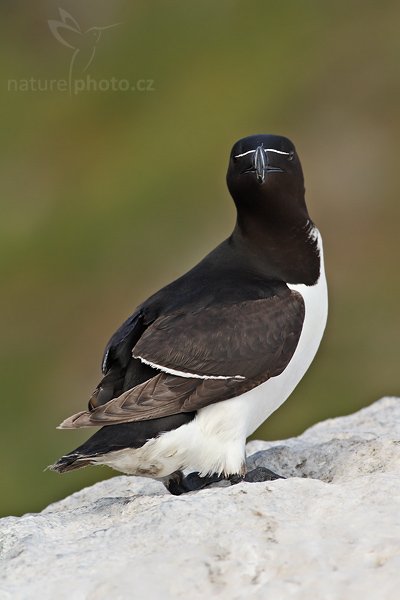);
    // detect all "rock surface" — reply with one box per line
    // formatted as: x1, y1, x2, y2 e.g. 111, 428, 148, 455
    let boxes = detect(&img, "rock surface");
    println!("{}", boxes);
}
1, 397, 400, 600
